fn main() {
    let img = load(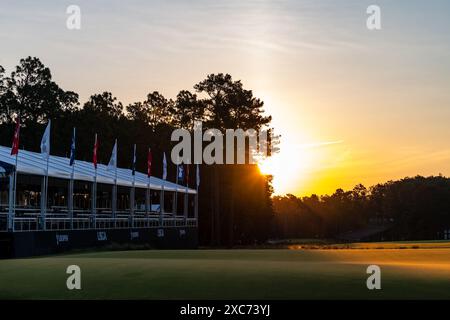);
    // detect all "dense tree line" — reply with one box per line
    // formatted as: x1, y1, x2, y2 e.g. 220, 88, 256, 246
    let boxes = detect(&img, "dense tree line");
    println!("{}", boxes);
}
0, 57, 274, 246
3, 57, 446, 244
272, 176, 450, 241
